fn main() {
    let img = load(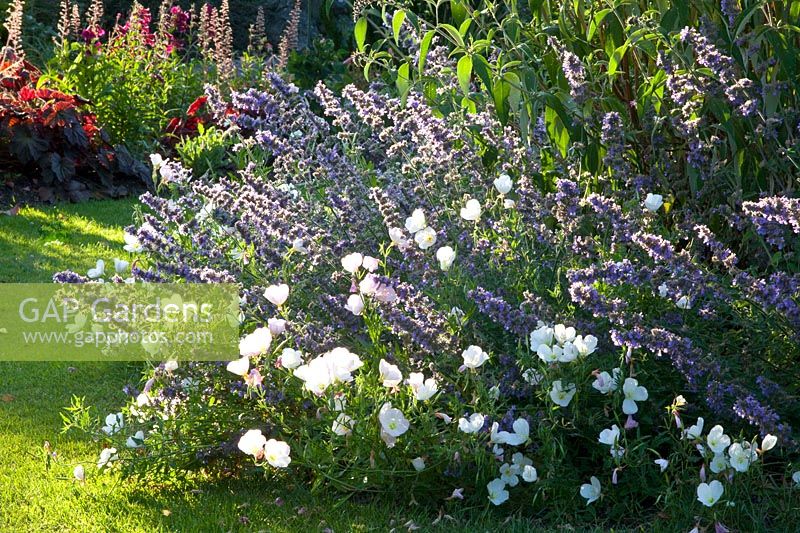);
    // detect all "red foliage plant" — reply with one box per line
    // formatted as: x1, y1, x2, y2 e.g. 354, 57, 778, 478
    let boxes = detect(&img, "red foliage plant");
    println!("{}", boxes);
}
0, 55, 149, 201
